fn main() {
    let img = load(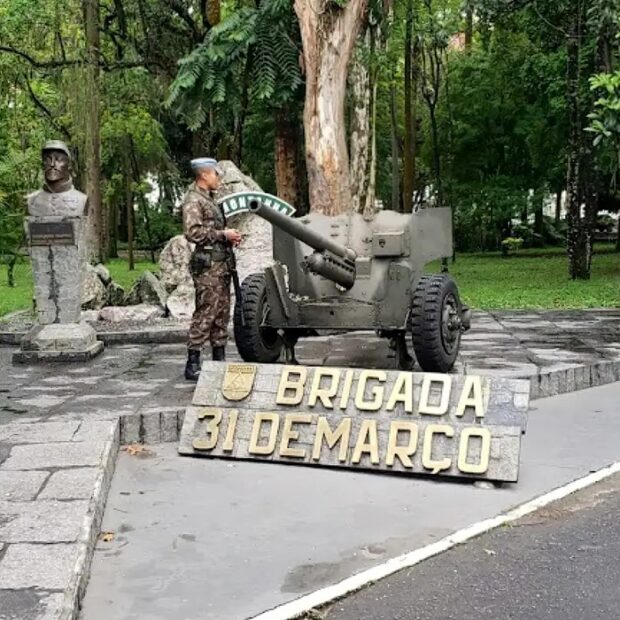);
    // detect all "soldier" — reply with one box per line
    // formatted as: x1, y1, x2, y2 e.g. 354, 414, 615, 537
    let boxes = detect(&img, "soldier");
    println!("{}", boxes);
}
183, 158, 242, 381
